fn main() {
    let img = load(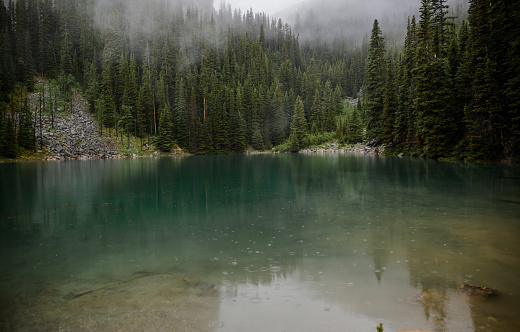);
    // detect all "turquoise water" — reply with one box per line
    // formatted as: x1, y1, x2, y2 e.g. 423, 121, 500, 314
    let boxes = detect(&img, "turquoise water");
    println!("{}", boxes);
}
1, 154, 519, 331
